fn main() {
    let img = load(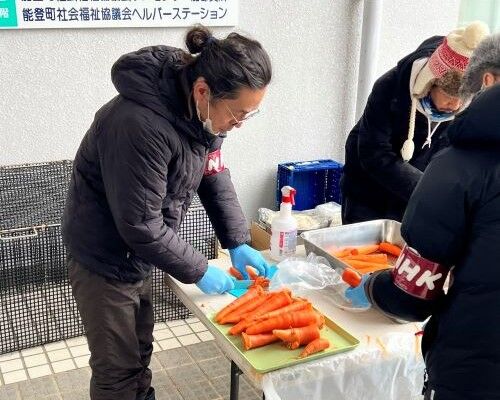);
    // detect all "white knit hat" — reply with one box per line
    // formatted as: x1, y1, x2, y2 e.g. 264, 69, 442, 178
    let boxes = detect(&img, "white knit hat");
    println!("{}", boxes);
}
402, 21, 489, 162
412, 21, 489, 98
